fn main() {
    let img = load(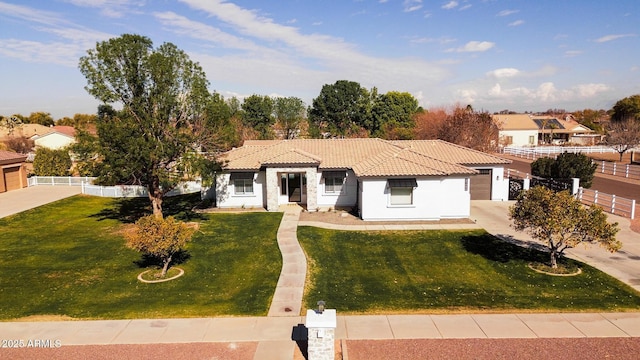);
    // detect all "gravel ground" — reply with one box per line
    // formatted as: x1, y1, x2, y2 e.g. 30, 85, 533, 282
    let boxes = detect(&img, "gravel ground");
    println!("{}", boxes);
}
4, 338, 640, 359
